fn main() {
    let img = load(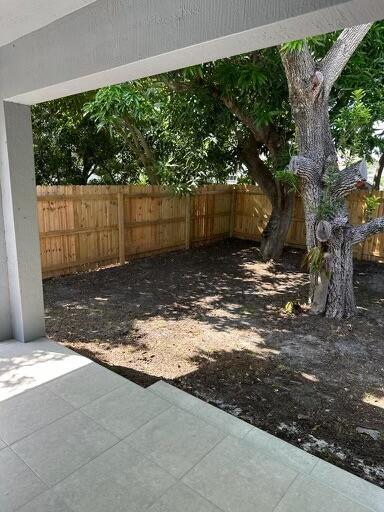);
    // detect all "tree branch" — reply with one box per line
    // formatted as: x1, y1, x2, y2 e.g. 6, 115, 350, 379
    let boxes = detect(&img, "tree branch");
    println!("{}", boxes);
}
332, 160, 368, 198
373, 153, 384, 190
351, 217, 384, 244
289, 155, 319, 181
241, 139, 277, 203
214, 91, 267, 143
321, 24, 372, 93
280, 42, 315, 102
